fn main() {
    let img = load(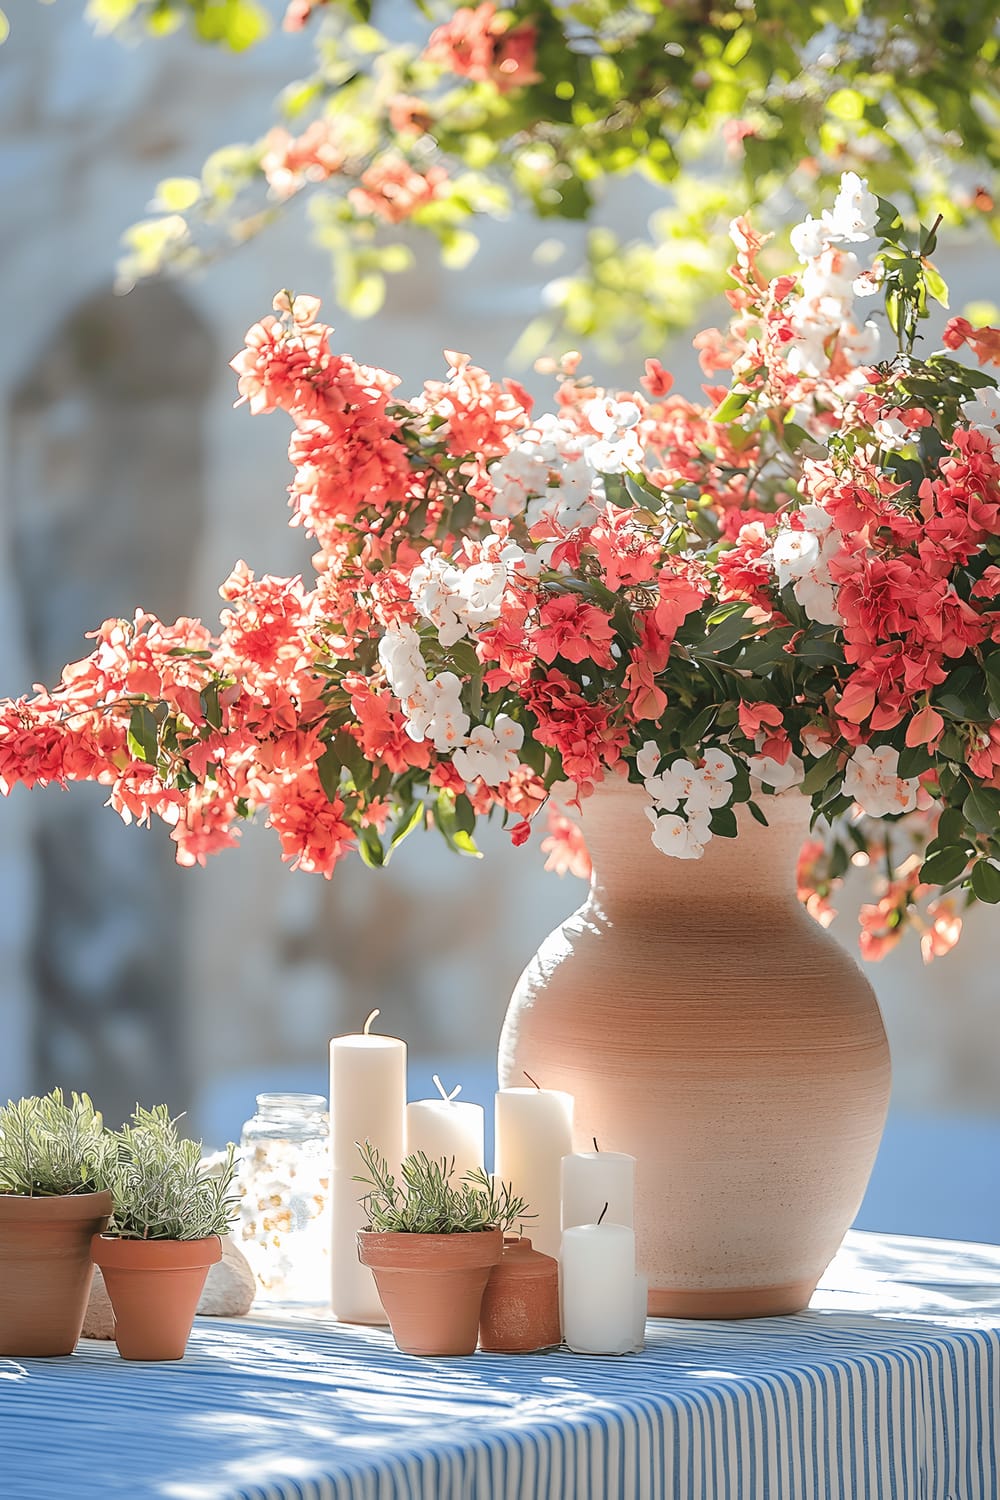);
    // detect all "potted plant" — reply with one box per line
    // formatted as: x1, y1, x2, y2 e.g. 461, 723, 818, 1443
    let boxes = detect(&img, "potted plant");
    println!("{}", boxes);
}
355, 1144, 530, 1356
4, 173, 1000, 1311
92, 1106, 239, 1361
0, 1089, 113, 1357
